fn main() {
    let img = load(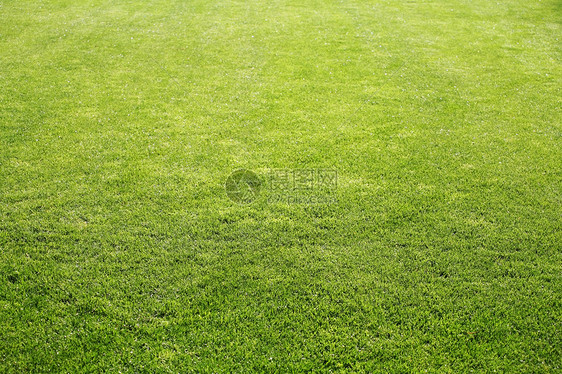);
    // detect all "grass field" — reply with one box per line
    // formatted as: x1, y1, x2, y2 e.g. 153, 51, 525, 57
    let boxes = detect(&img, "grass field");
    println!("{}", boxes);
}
1, 0, 561, 372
